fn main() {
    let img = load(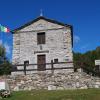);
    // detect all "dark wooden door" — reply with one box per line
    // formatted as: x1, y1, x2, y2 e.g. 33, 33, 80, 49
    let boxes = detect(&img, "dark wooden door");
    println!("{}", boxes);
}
37, 55, 46, 71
